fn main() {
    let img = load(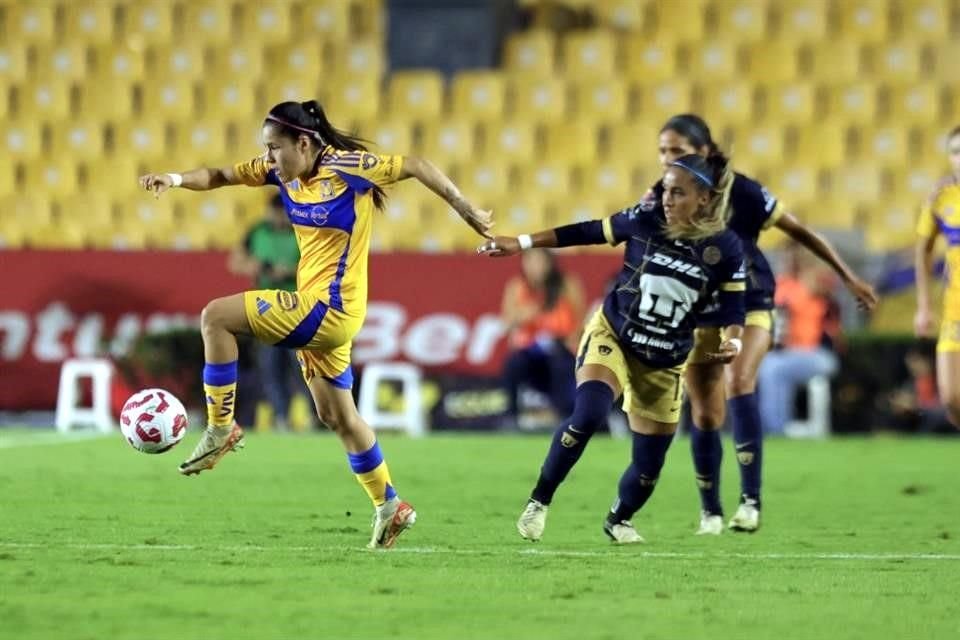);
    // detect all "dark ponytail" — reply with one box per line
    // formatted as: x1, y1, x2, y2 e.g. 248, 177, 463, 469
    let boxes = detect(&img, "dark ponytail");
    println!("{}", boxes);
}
660, 112, 732, 171
265, 100, 387, 210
